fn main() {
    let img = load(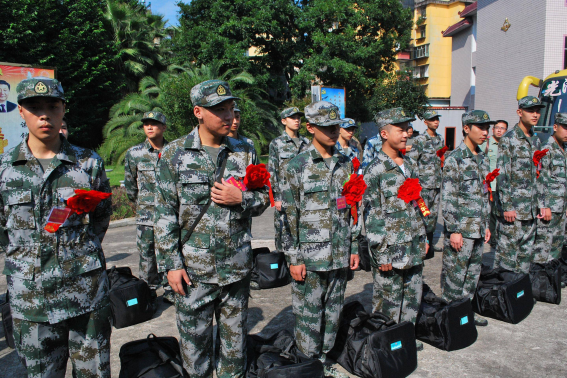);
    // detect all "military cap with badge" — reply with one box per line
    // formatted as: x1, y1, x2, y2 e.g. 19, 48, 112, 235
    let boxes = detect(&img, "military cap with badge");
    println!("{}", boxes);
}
518, 96, 545, 109
374, 107, 416, 130
304, 101, 342, 126
17, 77, 66, 103
554, 112, 567, 126
340, 118, 358, 129
141, 111, 167, 125
422, 109, 442, 120
190, 79, 240, 107
280, 107, 304, 119
461, 110, 497, 126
